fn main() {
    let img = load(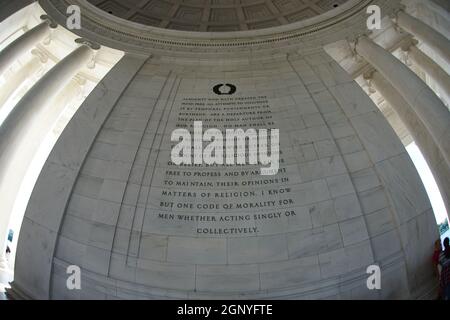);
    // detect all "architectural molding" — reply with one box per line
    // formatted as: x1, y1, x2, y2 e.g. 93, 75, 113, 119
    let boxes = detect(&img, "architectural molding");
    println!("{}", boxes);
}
351, 33, 414, 79
40, 14, 58, 29
37, 0, 403, 55
74, 37, 101, 50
